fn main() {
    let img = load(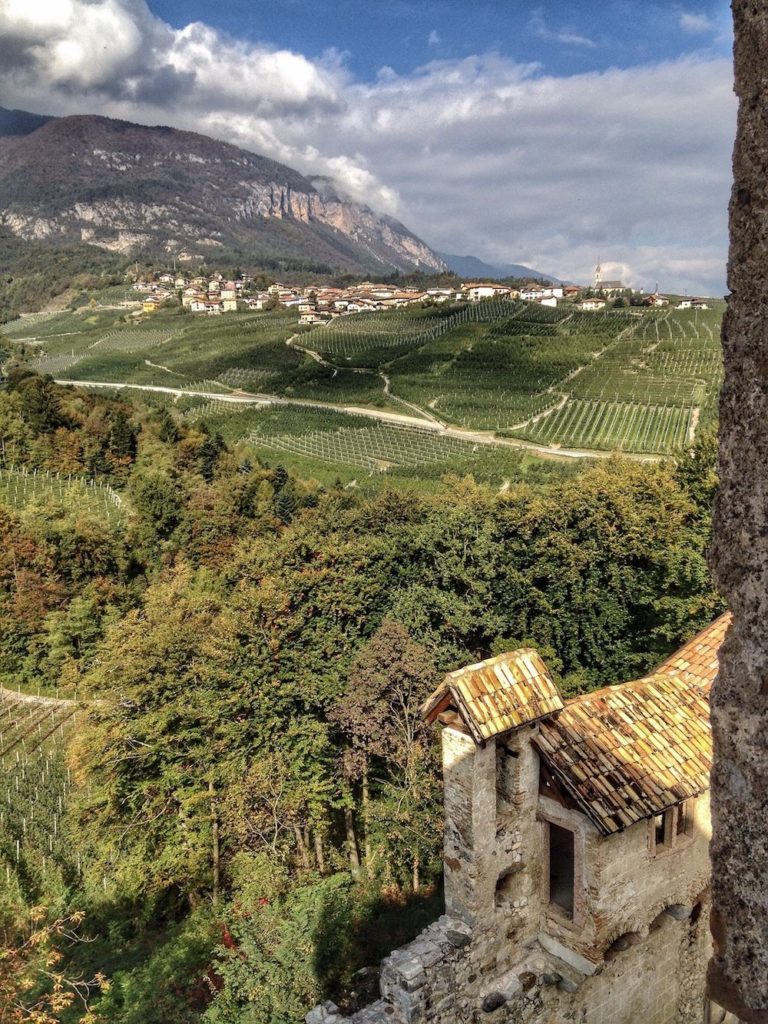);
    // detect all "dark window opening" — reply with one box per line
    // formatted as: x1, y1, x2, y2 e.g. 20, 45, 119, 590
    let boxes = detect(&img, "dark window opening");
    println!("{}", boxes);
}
654, 812, 667, 847
548, 822, 575, 918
